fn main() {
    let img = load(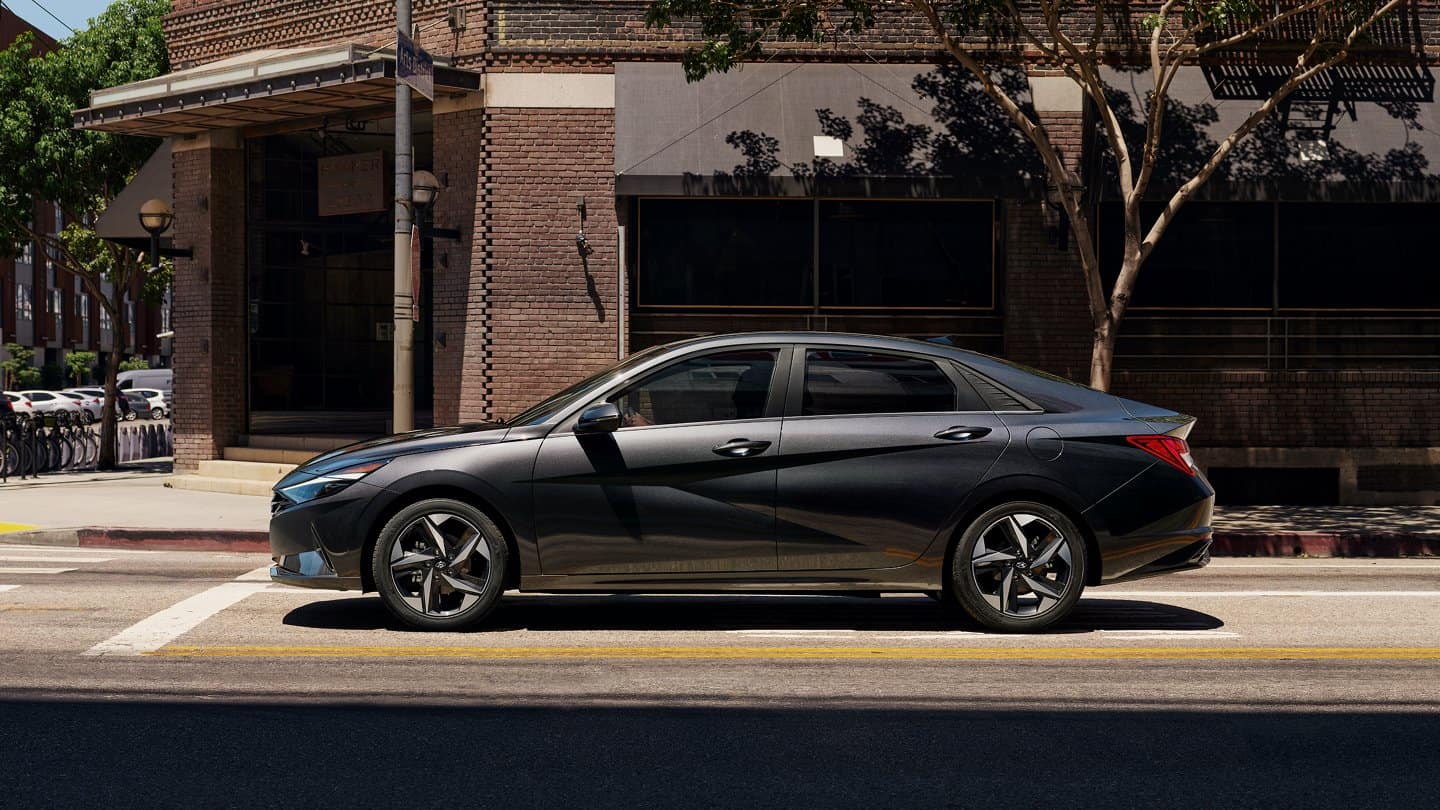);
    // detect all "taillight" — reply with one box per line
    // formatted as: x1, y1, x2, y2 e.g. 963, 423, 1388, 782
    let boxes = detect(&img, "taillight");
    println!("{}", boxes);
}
1126, 434, 1196, 476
